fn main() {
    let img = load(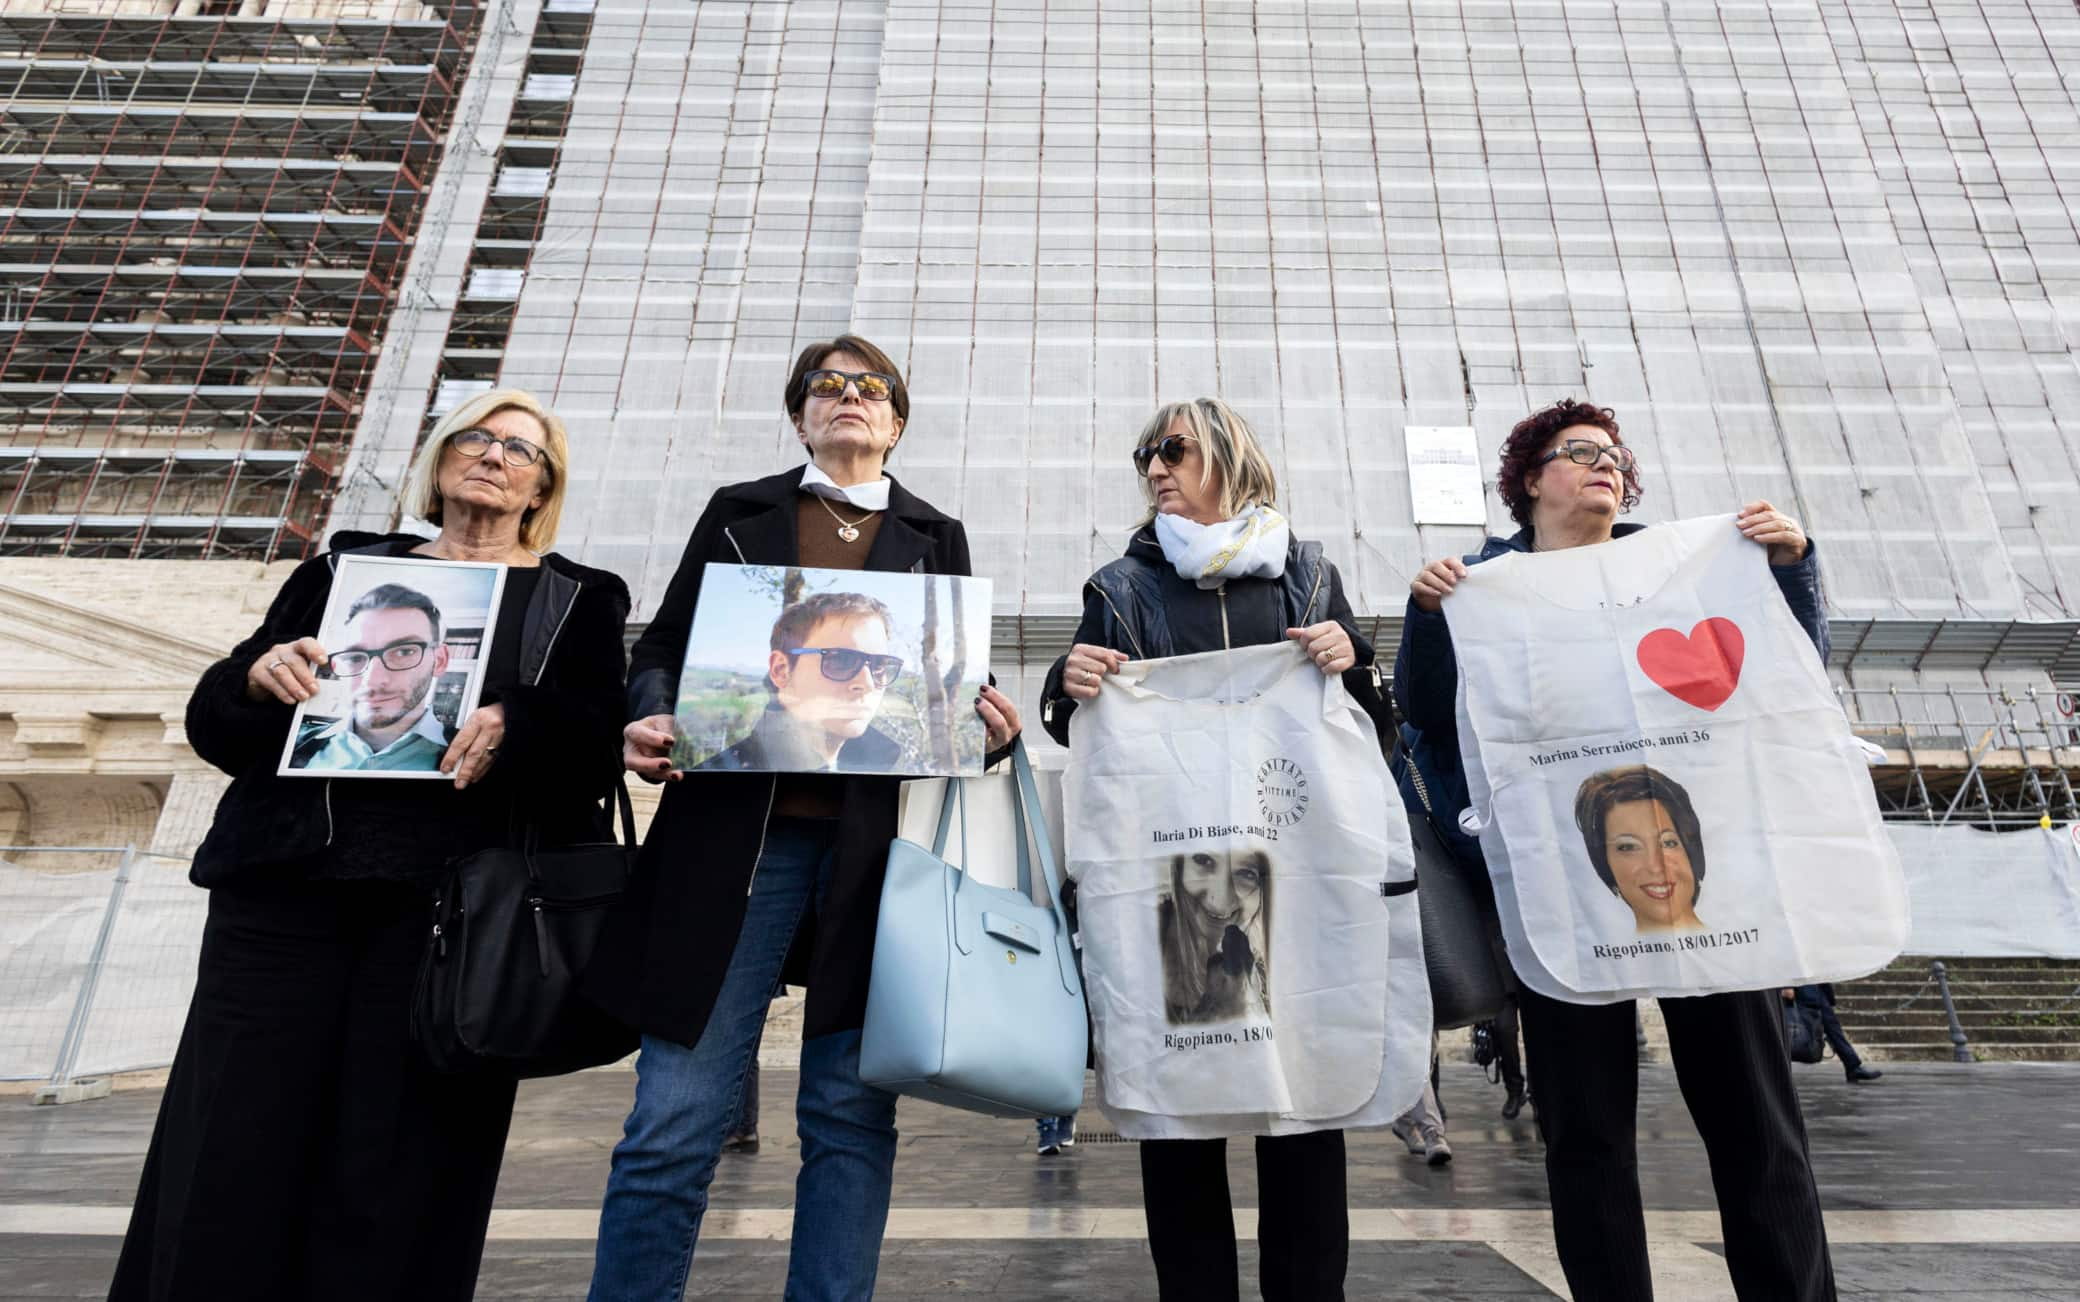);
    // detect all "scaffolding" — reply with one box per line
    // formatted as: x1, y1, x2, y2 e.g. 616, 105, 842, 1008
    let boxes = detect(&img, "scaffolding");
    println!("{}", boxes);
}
0, 0, 484, 560
1843, 685, 2080, 829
